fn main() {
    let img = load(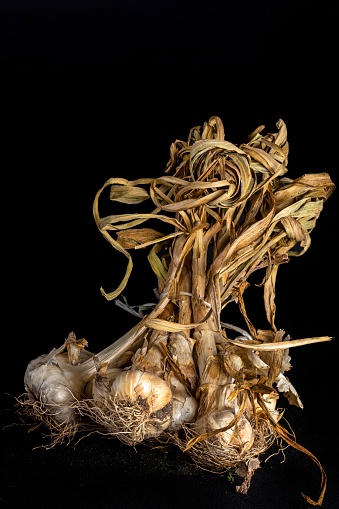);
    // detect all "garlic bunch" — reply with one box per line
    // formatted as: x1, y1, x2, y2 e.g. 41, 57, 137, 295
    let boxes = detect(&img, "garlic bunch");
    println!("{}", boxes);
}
23, 325, 148, 427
